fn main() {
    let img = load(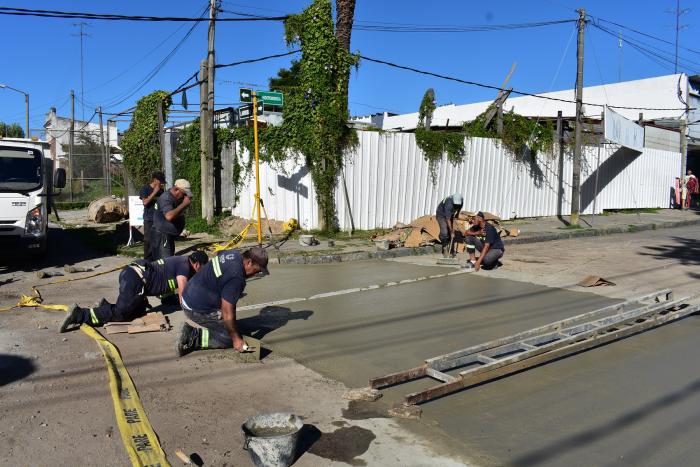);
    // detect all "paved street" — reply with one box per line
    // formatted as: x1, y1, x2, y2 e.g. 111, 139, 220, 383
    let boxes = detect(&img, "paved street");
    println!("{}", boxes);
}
2, 224, 700, 466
